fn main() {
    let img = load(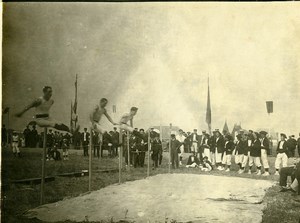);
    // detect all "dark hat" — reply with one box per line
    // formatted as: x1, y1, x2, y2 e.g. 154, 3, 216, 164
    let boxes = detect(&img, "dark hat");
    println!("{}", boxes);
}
113, 127, 117, 130
179, 129, 183, 132
139, 128, 144, 132
202, 130, 206, 133
280, 133, 287, 138
203, 156, 208, 160
259, 131, 268, 135
249, 130, 253, 133
193, 129, 197, 131
171, 134, 176, 137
